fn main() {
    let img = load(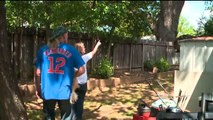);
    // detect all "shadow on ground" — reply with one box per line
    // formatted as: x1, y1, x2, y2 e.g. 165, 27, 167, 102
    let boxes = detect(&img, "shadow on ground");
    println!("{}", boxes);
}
25, 71, 174, 120
82, 73, 174, 120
